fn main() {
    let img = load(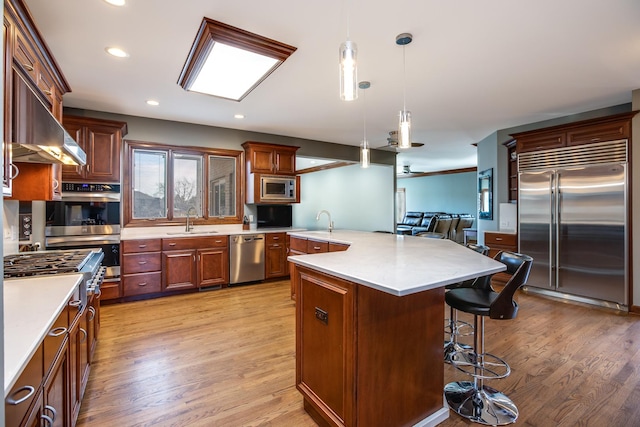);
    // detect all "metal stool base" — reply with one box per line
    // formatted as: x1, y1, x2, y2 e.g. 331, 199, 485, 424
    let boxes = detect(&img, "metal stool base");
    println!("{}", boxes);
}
443, 340, 472, 364
444, 381, 518, 426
